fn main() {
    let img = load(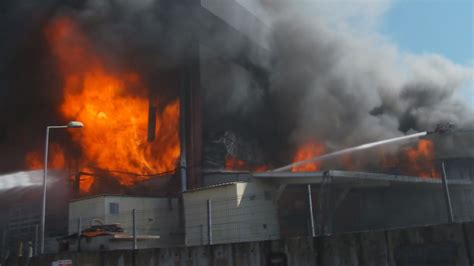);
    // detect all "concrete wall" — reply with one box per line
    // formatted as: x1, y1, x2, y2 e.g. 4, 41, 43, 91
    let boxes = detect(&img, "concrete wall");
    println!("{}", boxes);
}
71, 235, 163, 252
183, 182, 279, 246
27, 222, 474, 266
